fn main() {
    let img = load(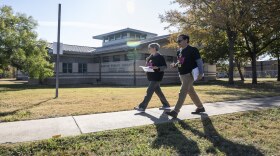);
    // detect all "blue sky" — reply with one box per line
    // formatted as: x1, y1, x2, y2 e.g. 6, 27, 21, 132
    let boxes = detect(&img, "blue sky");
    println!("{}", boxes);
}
1, 0, 180, 47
